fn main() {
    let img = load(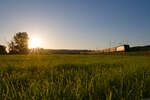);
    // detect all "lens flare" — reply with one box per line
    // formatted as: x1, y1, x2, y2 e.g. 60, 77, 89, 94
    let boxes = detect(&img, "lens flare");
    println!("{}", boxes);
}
29, 38, 41, 48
